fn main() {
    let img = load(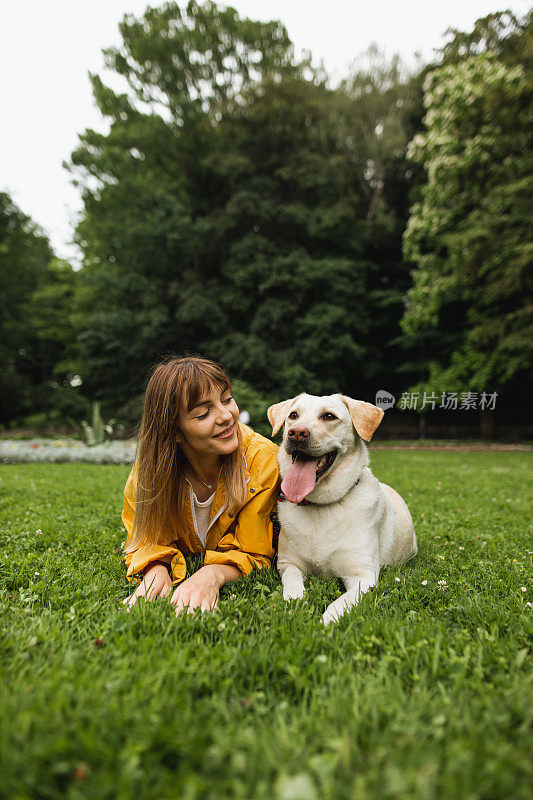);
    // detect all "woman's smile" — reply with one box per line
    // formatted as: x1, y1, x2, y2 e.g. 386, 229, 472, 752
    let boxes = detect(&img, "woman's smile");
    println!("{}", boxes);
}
213, 425, 235, 439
